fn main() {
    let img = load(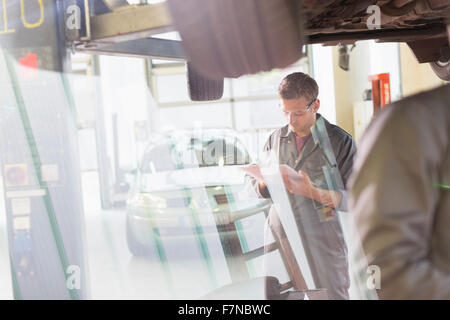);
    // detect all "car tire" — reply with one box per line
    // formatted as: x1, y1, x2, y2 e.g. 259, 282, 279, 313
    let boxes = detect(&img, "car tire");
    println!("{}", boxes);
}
167, 0, 304, 79
126, 218, 150, 256
430, 59, 450, 81
102, 0, 128, 11
380, 0, 416, 17
187, 62, 224, 101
